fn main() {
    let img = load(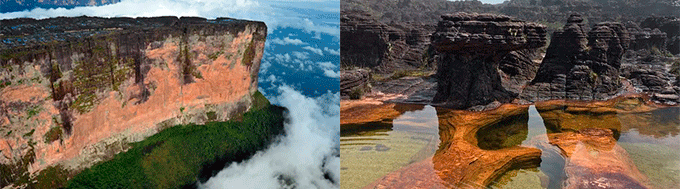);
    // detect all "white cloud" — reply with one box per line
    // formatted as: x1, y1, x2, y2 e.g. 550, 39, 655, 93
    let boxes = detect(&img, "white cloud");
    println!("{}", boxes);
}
302, 46, 323, 56
259, 60, 272, 74
270, 37, 307, 46
317, 61, 336, 70
291, 51, 309, 60
201, 85, 339, 189
274, 53, 291, 63
323, 69, 339, 78
323, 47, 340, 56
0, 0, 340, 37
266, 74, 278, 83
